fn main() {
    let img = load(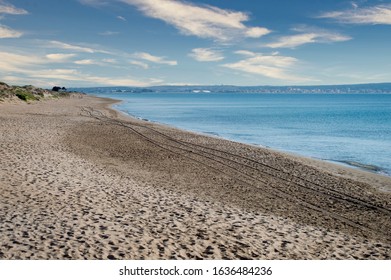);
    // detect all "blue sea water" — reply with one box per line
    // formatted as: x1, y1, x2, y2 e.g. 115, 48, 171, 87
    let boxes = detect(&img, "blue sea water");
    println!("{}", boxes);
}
85, 91, 391, 176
